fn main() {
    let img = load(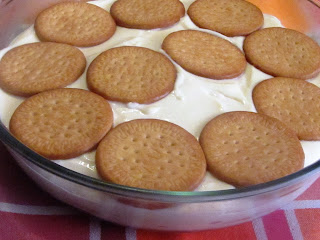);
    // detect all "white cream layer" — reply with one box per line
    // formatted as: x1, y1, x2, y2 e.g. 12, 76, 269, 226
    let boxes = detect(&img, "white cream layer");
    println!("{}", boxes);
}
0, 0, 320, 191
